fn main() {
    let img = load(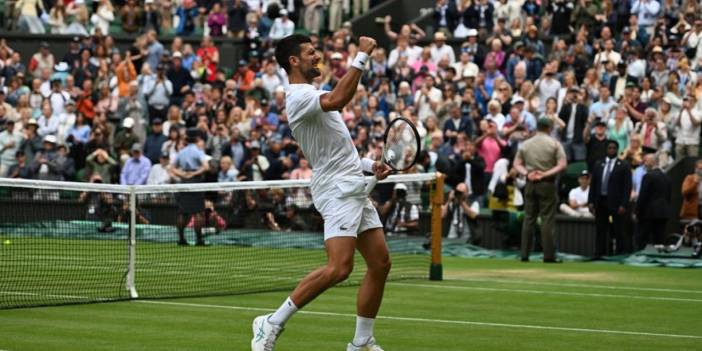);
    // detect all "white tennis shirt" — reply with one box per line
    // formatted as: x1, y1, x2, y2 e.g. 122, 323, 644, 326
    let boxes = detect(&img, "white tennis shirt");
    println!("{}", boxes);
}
286, 83, 366, 201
